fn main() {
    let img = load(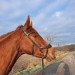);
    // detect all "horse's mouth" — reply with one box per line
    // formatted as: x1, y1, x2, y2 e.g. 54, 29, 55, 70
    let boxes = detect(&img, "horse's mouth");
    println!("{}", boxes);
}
45, 54, 56, 62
